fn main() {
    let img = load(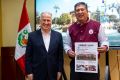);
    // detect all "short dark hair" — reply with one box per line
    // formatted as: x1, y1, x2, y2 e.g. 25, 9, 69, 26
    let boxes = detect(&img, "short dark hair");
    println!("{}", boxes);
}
74, 2, 88, 11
